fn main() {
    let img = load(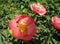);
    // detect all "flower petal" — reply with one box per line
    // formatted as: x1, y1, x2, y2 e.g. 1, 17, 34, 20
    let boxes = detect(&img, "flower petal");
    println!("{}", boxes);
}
51, 16, 60, 30
30, 3, 46, 16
